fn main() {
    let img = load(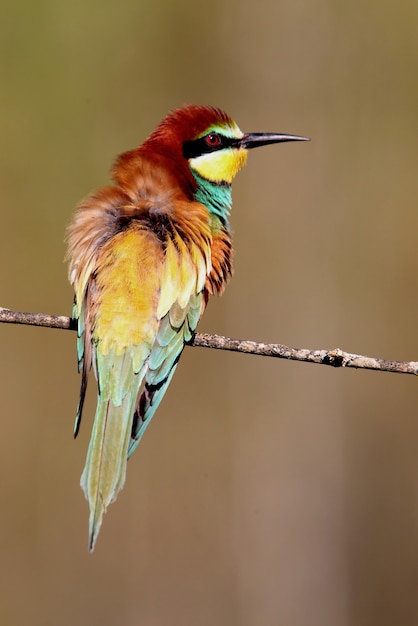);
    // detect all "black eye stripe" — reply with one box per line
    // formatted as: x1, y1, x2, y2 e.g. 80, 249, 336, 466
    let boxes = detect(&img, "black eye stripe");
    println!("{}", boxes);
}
183, 134, 237, 159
